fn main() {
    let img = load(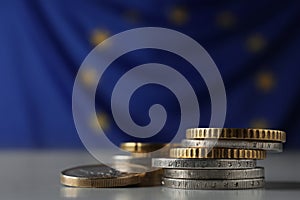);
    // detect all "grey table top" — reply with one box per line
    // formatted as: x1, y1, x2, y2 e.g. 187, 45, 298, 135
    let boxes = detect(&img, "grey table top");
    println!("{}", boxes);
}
0, 150, 299, 200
